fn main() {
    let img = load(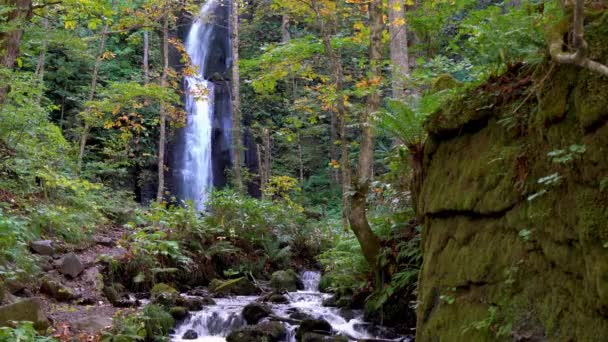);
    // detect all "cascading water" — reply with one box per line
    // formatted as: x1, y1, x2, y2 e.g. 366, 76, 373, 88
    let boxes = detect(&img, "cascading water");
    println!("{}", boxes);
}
171, 271, 411, 342
173, 0, 232, 210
